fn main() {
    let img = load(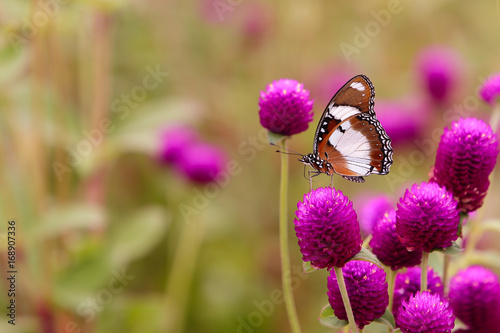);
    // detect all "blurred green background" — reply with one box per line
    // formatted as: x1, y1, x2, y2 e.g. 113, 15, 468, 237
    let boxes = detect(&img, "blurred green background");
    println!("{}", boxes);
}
1, 1, 500, 332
